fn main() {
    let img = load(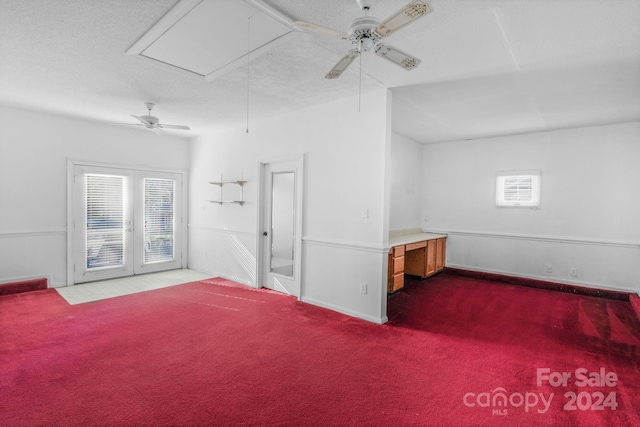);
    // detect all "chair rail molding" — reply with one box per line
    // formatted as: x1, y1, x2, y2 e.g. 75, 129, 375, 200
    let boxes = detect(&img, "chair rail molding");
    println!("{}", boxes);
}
302, 236, 387, 254
0, 230, 66, 239
425, 229, 640, 250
